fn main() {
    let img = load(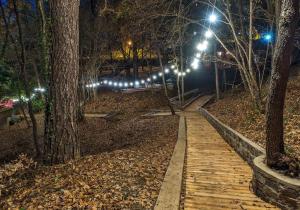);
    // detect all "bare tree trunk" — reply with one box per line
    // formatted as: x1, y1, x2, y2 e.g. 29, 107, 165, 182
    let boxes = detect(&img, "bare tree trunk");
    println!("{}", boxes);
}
214, 44, 220, 100
0, 1, 10, 58
266, 0, 299, 166
133, 43, 138, 79
157, 50, 175, 115
44, 0, 80, 164
13, 0, 41, 158
32, 60, 42, 88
